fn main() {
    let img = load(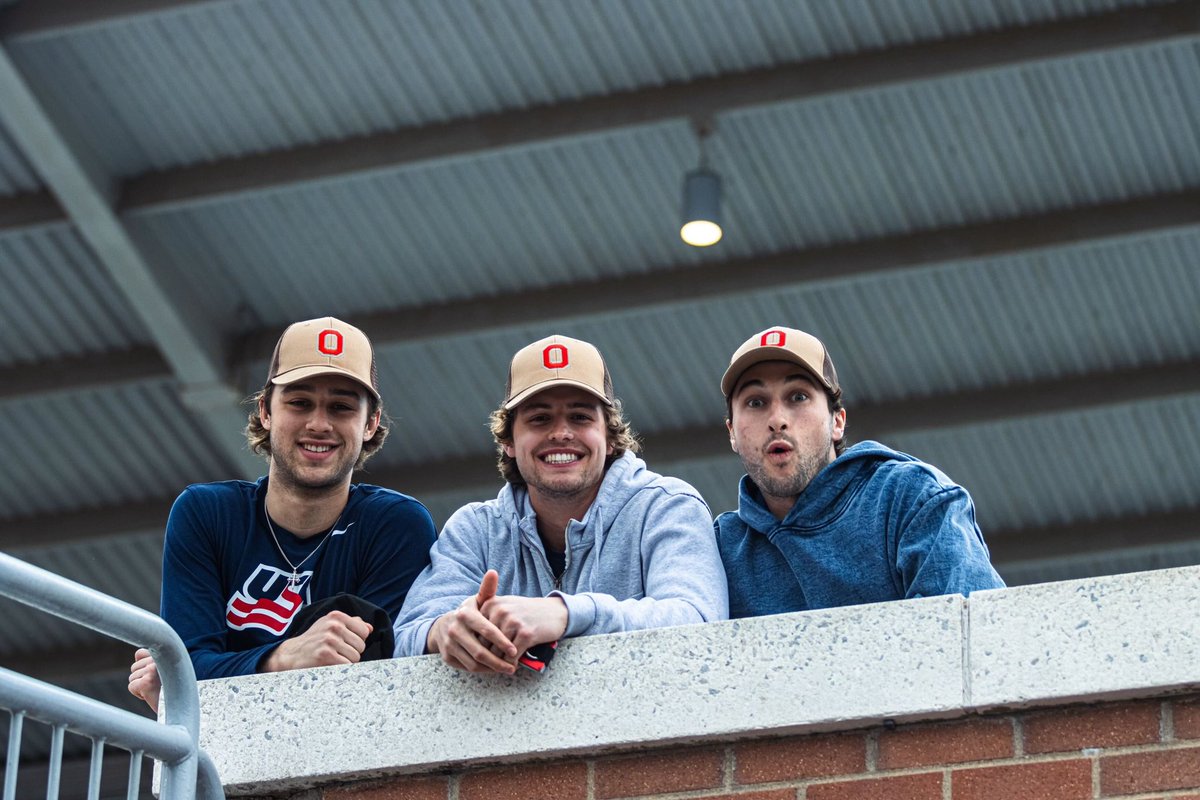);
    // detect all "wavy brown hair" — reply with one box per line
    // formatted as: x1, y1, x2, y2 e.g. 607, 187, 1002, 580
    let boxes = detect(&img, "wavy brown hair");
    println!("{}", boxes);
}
489, 398, 640, 486
245, 384, 390, 469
